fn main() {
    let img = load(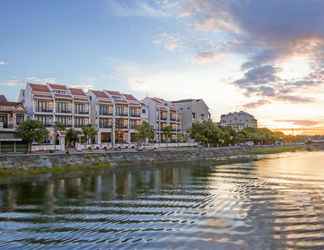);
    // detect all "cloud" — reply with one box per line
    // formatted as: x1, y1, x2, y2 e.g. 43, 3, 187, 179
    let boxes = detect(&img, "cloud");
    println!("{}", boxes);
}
153, 33, 182, 51
175, 0, 324, 109
0, 61, 7, 65
0, 80, 23, 87
107, 0, 179, 17
242, 99, 271, 109
274, 95, 315, 104
275, 120, 321, 127
193, 51, 226, 64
